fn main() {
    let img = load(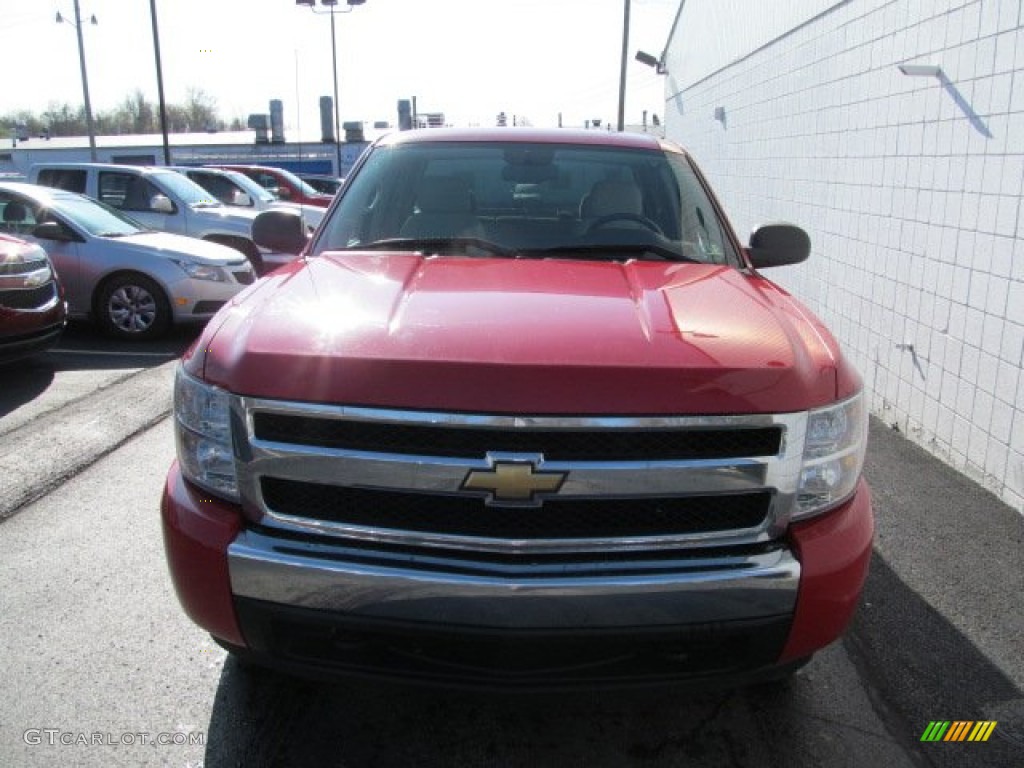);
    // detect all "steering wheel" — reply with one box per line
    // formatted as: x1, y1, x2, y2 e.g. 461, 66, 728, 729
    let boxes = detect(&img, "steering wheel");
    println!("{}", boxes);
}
585, 213, 665, 235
